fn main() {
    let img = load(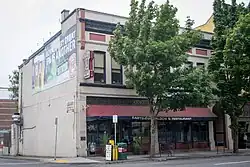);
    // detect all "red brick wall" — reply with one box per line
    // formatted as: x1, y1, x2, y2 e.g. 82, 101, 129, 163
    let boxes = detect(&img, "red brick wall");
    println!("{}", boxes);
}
0, 100, 16, 130
80, 9, 86, 50
196, 49, 208, 56
89, 33, 106, 42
